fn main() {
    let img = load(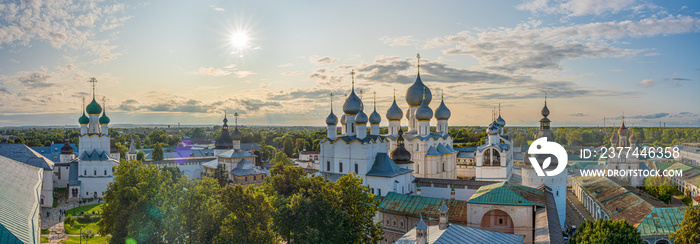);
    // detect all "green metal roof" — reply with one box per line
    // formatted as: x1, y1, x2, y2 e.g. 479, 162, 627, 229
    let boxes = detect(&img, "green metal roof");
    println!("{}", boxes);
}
378, 192, 469, 224
467, 181, 545, 207
637, 206, 687, 237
